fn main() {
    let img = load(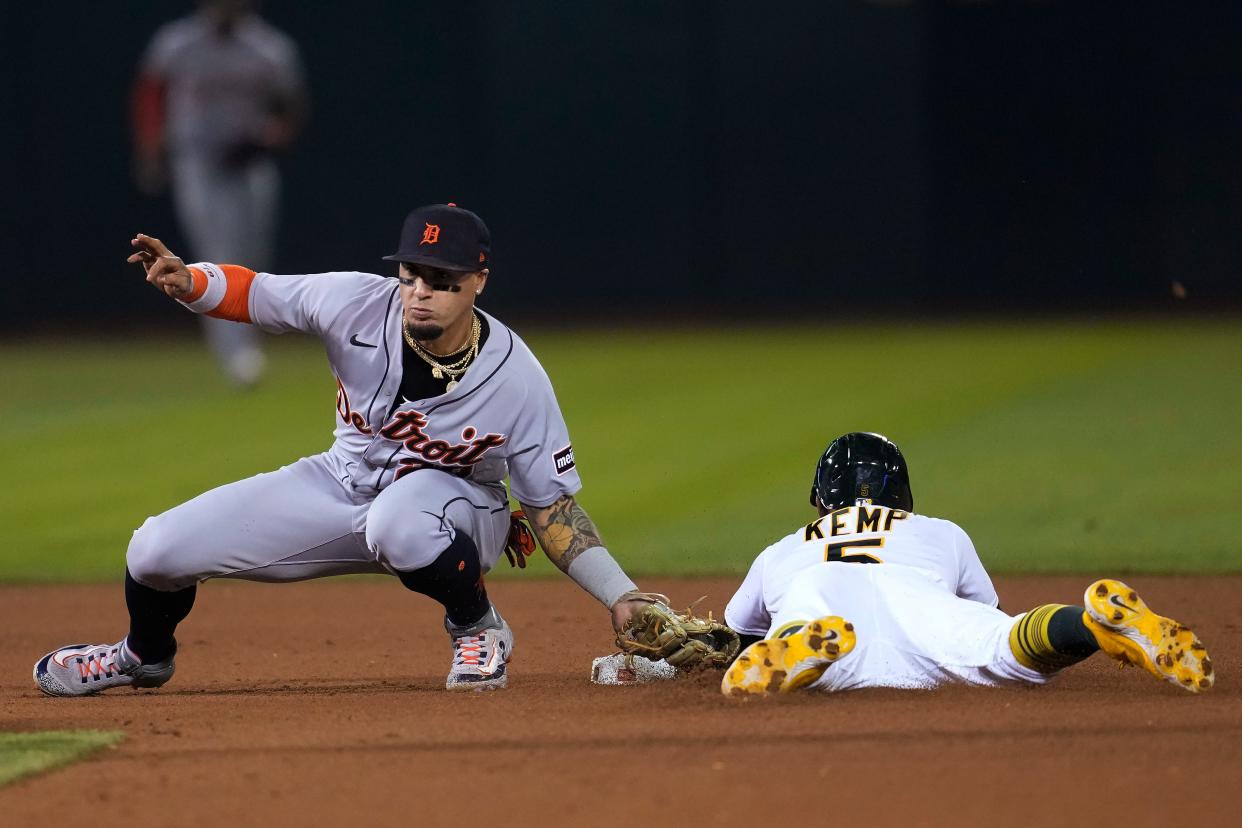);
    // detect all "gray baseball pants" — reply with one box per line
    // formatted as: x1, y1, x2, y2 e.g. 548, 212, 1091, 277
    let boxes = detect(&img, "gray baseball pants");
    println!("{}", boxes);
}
126, 454, 512, 592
